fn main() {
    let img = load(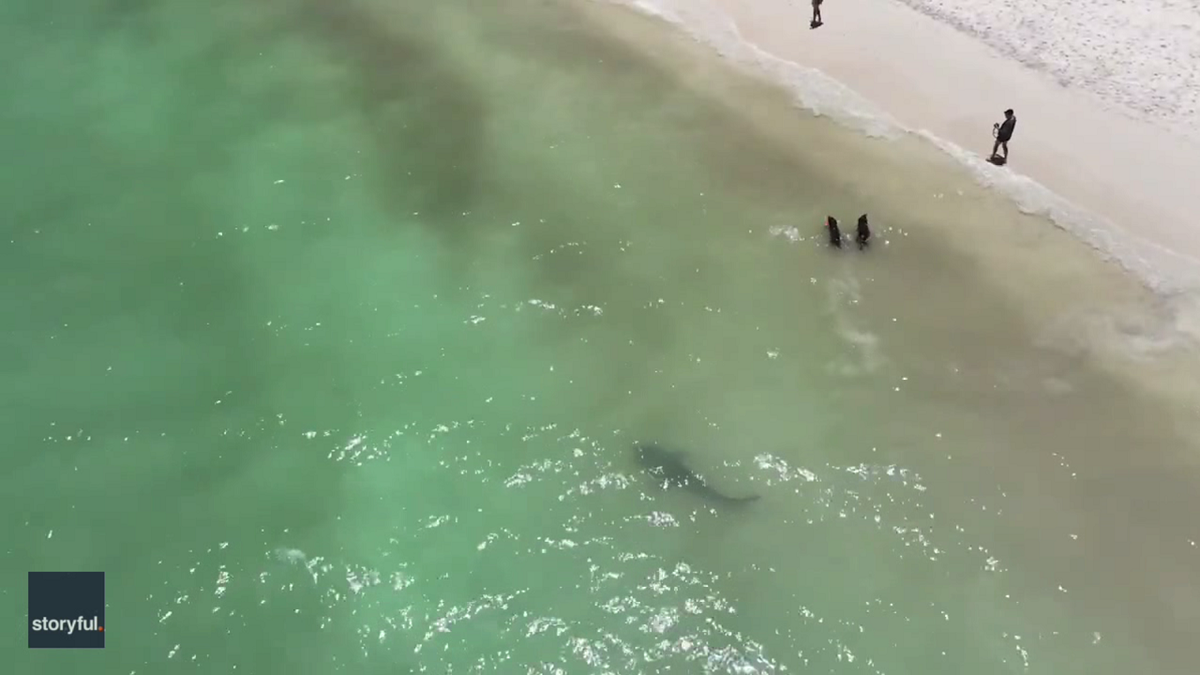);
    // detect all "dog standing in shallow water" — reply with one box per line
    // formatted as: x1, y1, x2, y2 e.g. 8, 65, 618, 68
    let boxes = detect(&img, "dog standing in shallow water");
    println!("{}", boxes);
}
827, 216, 842, 248
856, 214, 871, 250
